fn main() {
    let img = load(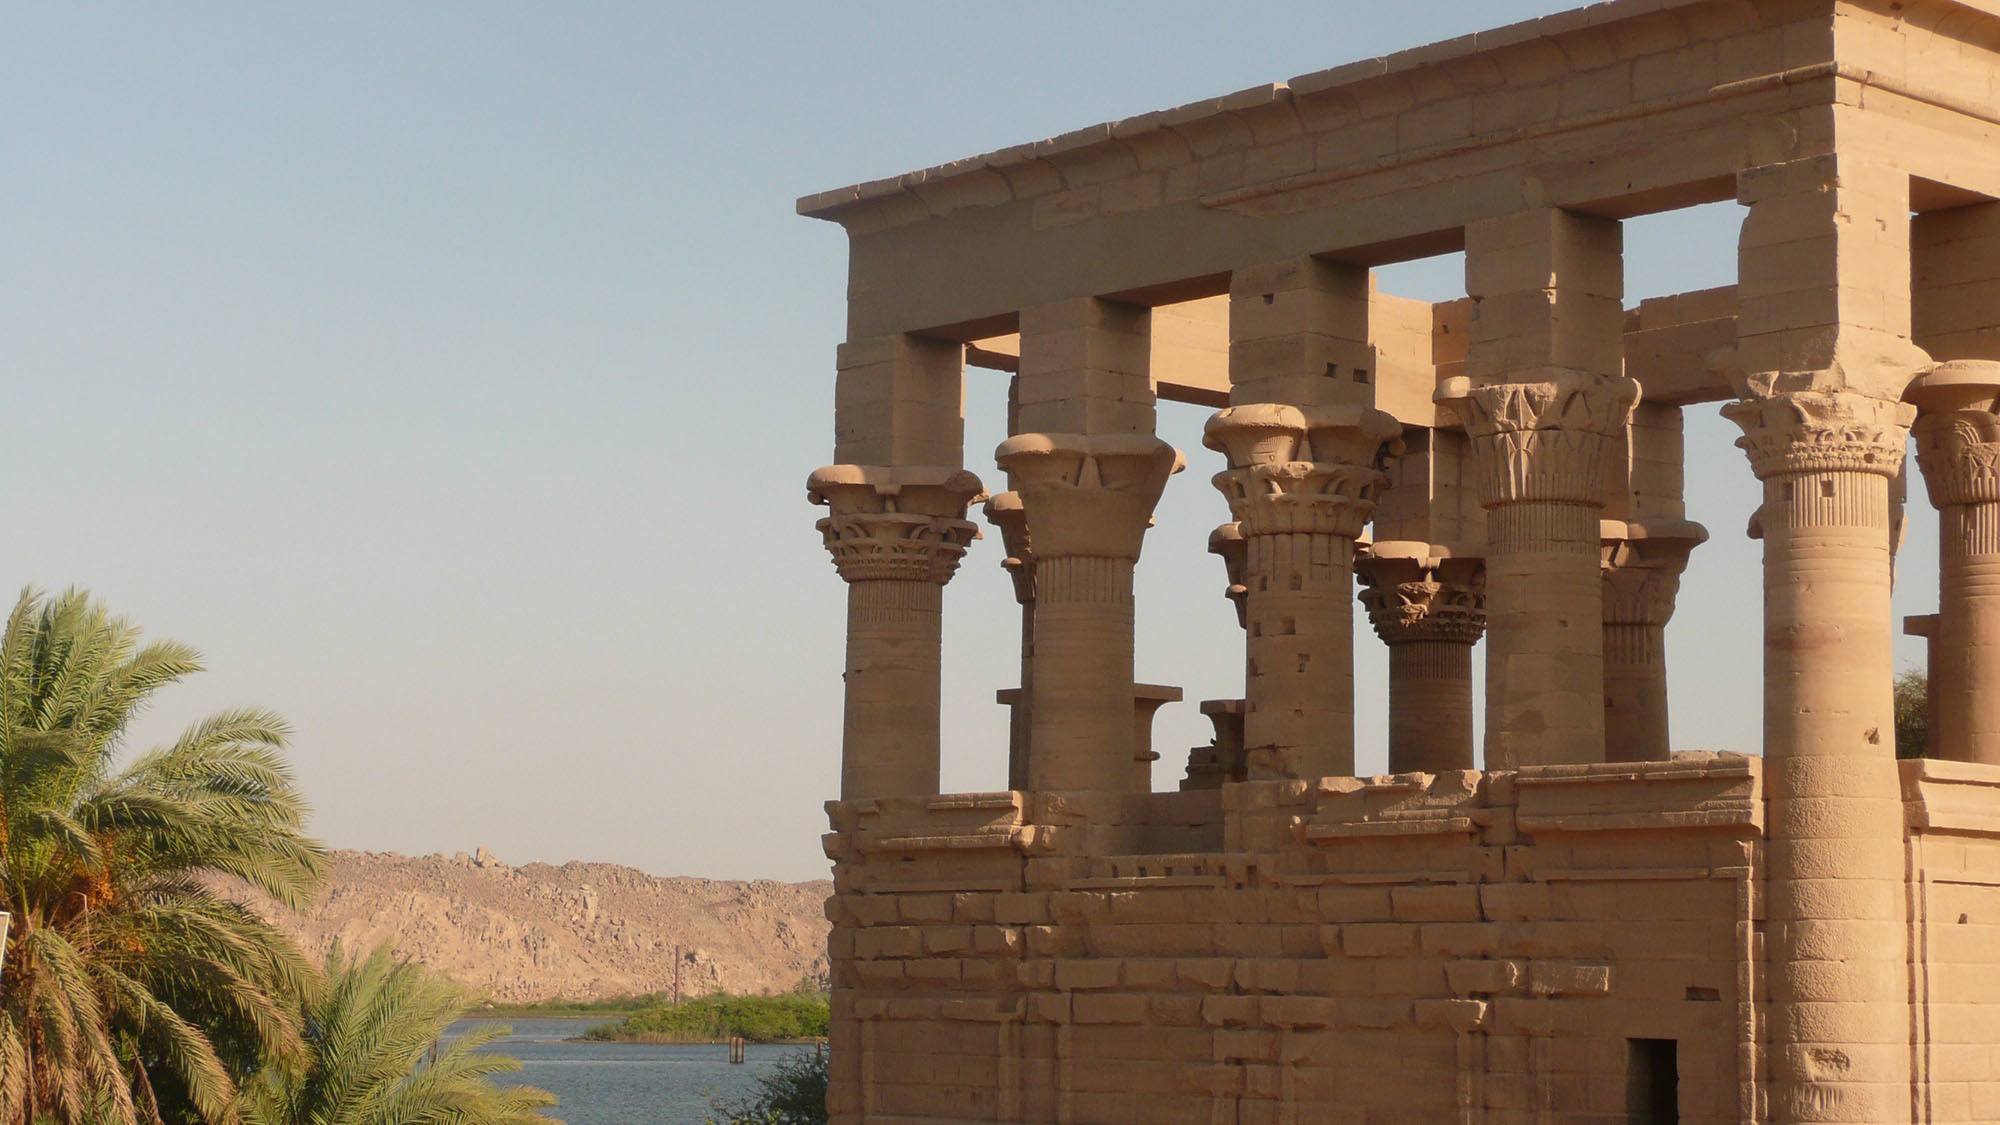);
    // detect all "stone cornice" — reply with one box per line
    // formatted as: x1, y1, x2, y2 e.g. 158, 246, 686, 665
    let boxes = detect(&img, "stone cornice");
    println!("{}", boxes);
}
1721, 390, 1915, 481
800, 0, 1766, 228
801, 52, 2000, 233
